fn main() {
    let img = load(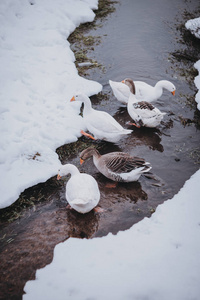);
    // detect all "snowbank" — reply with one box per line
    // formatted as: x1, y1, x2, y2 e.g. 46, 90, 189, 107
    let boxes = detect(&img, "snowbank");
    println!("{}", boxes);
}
194, 59, 200, 110
185, 17, 200, 39
185, 17, 200, 110
0, 0, 102, 208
